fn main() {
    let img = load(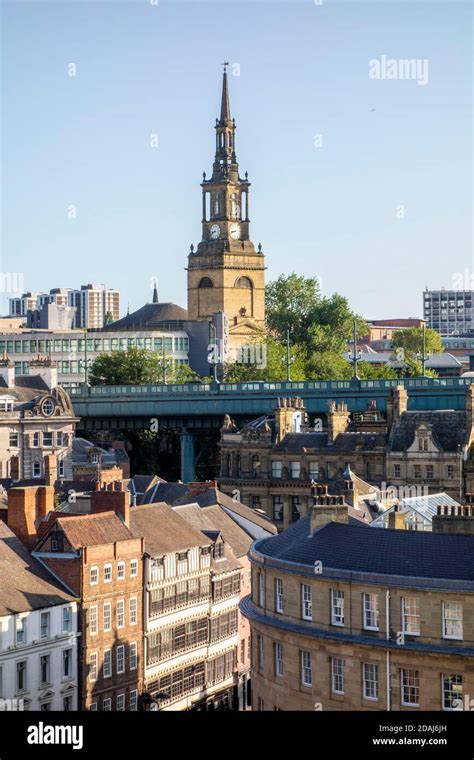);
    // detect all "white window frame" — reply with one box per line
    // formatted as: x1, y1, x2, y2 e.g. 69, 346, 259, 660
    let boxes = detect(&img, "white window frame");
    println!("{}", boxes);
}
103, 602, 111, 633
116, 644, 125, 674
130, 641, 138, 671
402, 597, 420, 636
331, 589, 345, 627
40, 611, 50, 640
271, 461, 283, 479
90, 566, 99, 586
104, 564, 112, 583
290, 461, 301, 479
62, 647, 73, 680
16, 616, 27, 646
89, 605, 98, 636
129, 689, 138, 711
331, 657, 344, 695
117, 600, 125, 629
441, 673, 463, 711
442, 601, 463, 640
117, 561, 125, 581
401, 668, 419, 707
130, 559, 138, 578
102, 698, 112, 711
274, 642, 283, 678
363, 663, 379, 701
258, 572, 265, 607
301, 584, 312, 621
301, 650, 312, 687
129, 596, 137, 626
116, 693, 125, 711
103, 649, 112, 679
275, 578, 284, 614
62, 606, 72, 633
89, 652, 98, 682
363, 593, 379, 631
